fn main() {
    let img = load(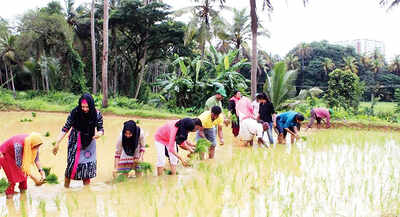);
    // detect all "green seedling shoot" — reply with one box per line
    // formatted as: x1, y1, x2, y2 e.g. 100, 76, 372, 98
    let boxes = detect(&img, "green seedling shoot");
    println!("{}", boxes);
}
43, 167, 51, 177
136, 120, 141, 124
45, 174, 59, 184
44, 131, 50, 137
137, 162, 153, 174
231, 114, 238, 123
31, 112, 36, 118
194, 138, 212, 154
114, 174, 128, 183
0, 178, 9, 193
145, 144, 150, 148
